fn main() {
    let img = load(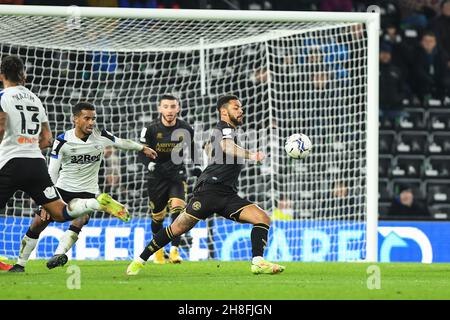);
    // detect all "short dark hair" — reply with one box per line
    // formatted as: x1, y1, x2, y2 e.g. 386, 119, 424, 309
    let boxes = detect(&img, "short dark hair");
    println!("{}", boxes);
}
0, 55, 26, 84
159, 94, 179, 104
217, 94, 239, 112
398, 184, 412, 193
421, 30, 436, 39
73, 102, 95, 116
